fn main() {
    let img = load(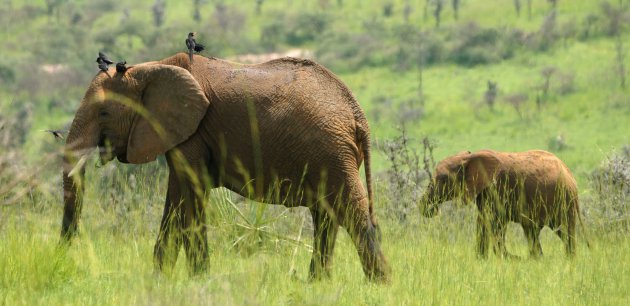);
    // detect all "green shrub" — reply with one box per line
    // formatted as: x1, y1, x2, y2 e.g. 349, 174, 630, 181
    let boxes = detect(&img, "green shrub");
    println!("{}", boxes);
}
590, 146, 630, 230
